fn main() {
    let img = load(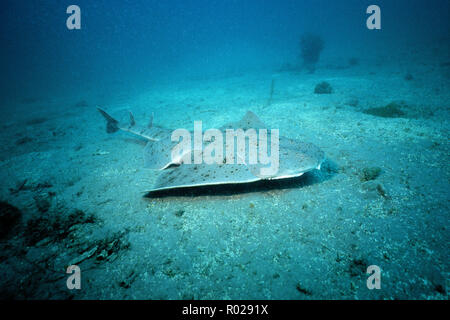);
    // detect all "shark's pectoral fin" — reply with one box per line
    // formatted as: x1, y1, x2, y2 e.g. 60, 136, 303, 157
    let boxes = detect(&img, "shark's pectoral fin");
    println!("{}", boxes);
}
149, 162, 260, 192
143, 140, 174, 169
